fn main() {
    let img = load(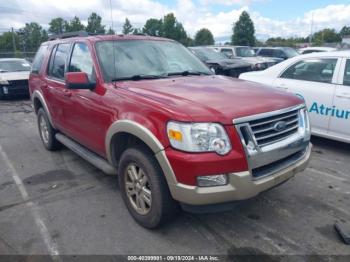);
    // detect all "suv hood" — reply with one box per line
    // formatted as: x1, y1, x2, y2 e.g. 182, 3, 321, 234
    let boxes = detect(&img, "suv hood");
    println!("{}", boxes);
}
0, 71, 30, 81
118, 75, 303, 125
